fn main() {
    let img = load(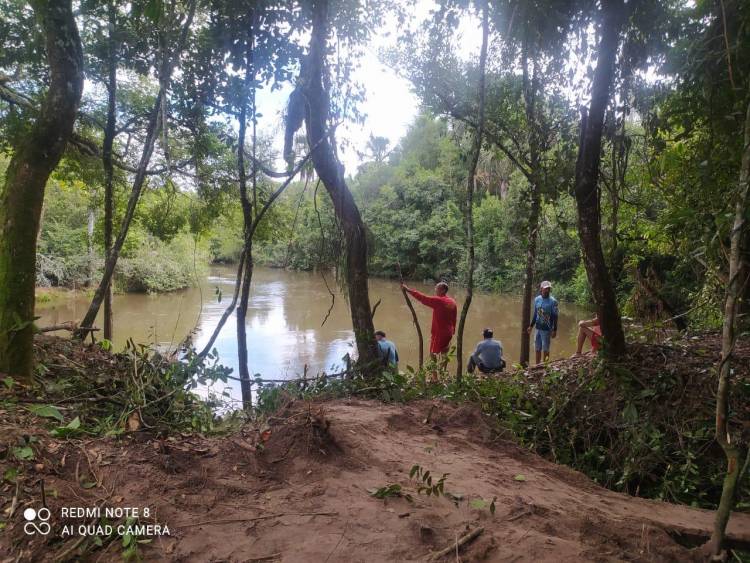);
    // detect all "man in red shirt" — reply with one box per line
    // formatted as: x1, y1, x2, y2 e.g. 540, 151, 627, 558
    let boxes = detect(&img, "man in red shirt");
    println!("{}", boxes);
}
401, 281, 457, 380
